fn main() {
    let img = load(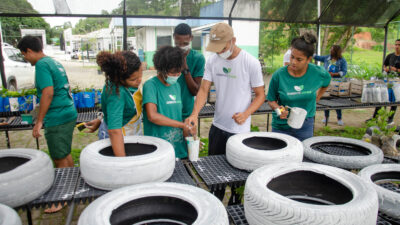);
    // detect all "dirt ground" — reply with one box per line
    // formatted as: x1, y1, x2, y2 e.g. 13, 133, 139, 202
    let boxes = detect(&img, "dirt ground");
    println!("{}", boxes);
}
2, 63, 399, 224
